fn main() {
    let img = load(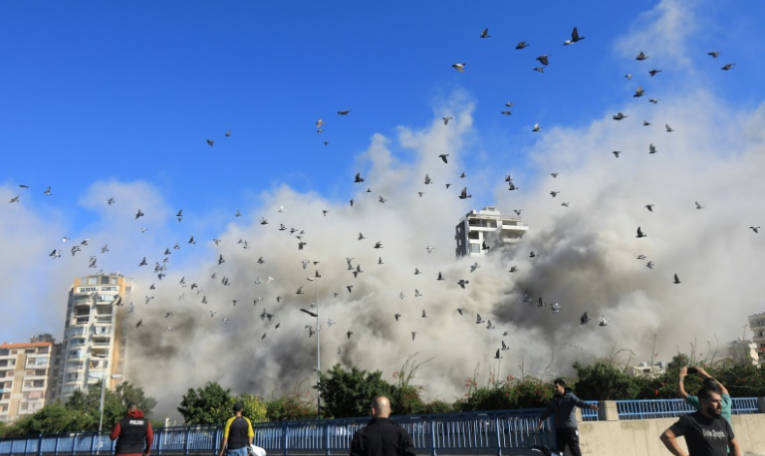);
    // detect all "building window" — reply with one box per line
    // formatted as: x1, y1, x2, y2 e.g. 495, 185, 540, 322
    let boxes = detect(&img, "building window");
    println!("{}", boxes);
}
469, 243, 481, 254
100, 276, 109, 285
110, 277, 118, 284
0, 349, 7, 356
